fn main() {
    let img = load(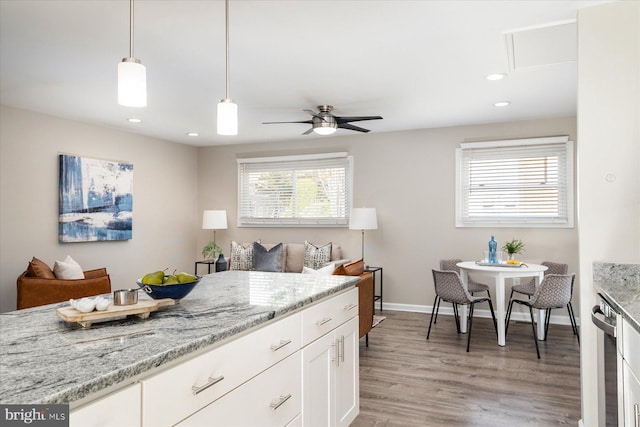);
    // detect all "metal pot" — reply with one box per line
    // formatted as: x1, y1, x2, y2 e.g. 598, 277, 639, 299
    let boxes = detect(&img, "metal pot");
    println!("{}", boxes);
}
113, 289, 138, 306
